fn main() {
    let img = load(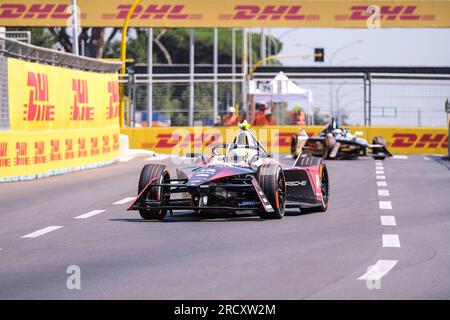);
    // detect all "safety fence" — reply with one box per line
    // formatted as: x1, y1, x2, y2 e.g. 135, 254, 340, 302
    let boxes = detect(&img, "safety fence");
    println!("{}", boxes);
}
0, 37, 122, 182
121, 125, 448, 156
